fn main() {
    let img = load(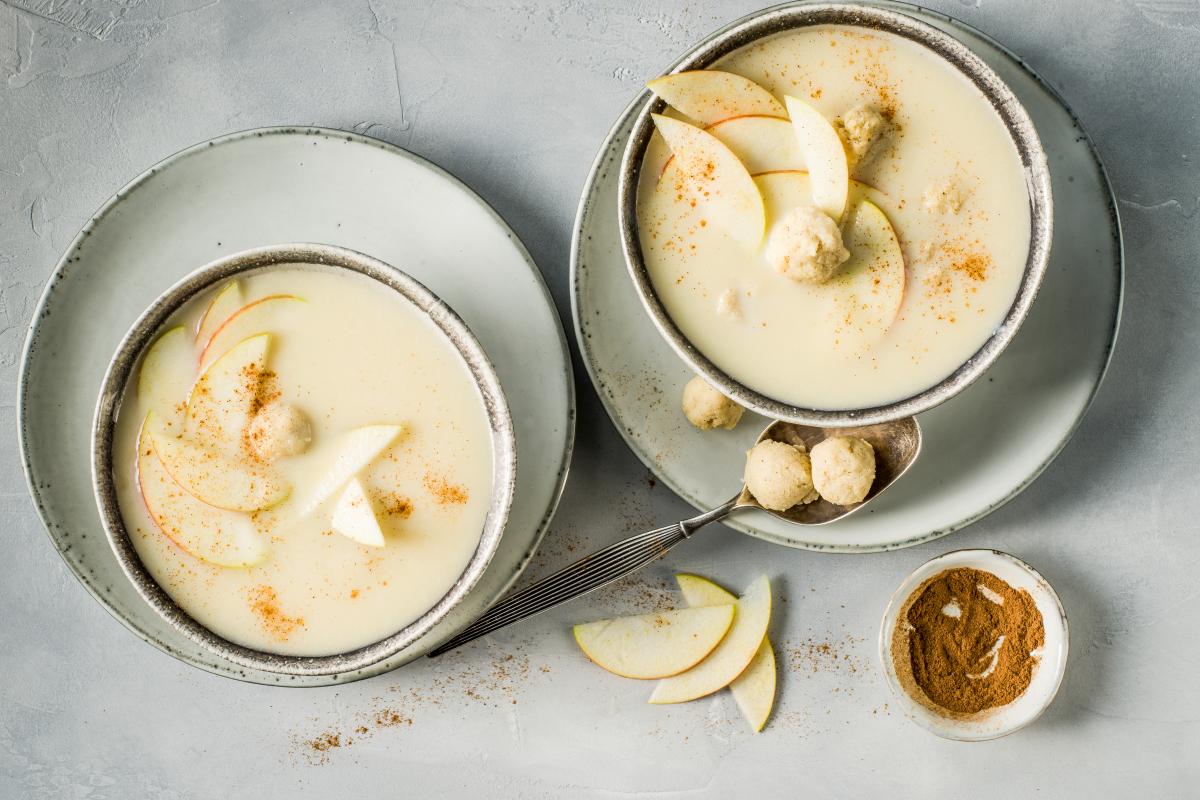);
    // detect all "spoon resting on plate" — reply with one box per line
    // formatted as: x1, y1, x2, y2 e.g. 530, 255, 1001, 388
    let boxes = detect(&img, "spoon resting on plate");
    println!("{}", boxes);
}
428, 416, 922, 657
